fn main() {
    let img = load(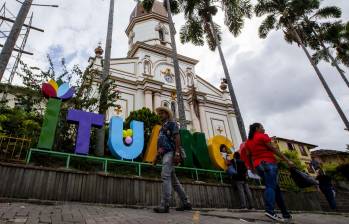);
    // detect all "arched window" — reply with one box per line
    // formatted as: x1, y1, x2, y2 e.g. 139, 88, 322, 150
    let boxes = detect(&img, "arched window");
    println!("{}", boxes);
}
159, 29, 165, 42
